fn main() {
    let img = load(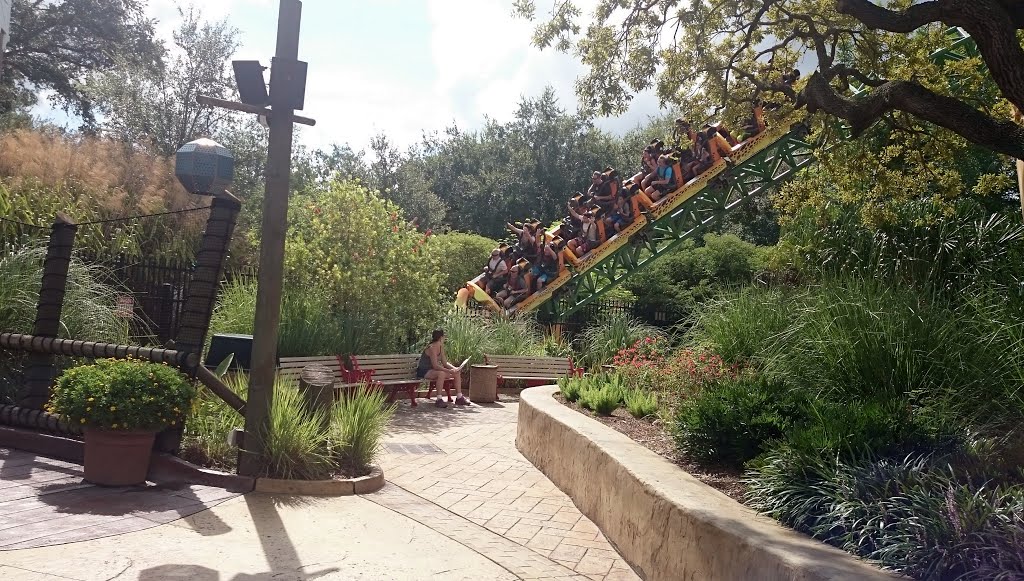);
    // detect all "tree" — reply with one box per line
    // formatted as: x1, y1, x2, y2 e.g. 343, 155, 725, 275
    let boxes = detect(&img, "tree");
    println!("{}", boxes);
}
0, 0, 159, 123
86, 6, 239, 156
514, 0, 1024, 159
281, 179, 442, 352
